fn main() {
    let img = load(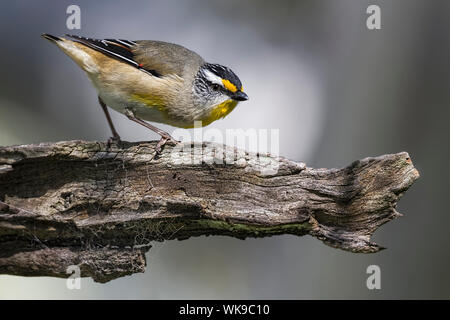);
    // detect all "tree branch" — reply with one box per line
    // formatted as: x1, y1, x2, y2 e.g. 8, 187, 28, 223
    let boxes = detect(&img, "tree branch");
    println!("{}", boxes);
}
0, 140, 419, 282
